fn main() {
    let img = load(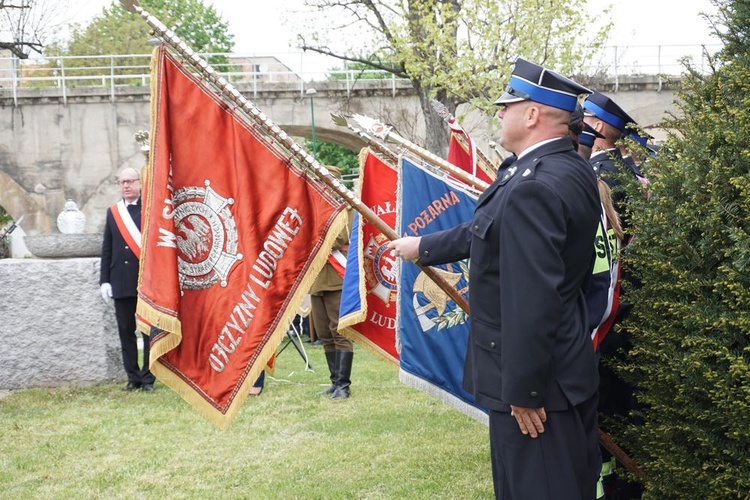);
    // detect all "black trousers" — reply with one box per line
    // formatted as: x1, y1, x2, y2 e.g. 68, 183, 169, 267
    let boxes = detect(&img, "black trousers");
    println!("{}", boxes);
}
489, 393, 599, 500
114, 297, 155, 386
